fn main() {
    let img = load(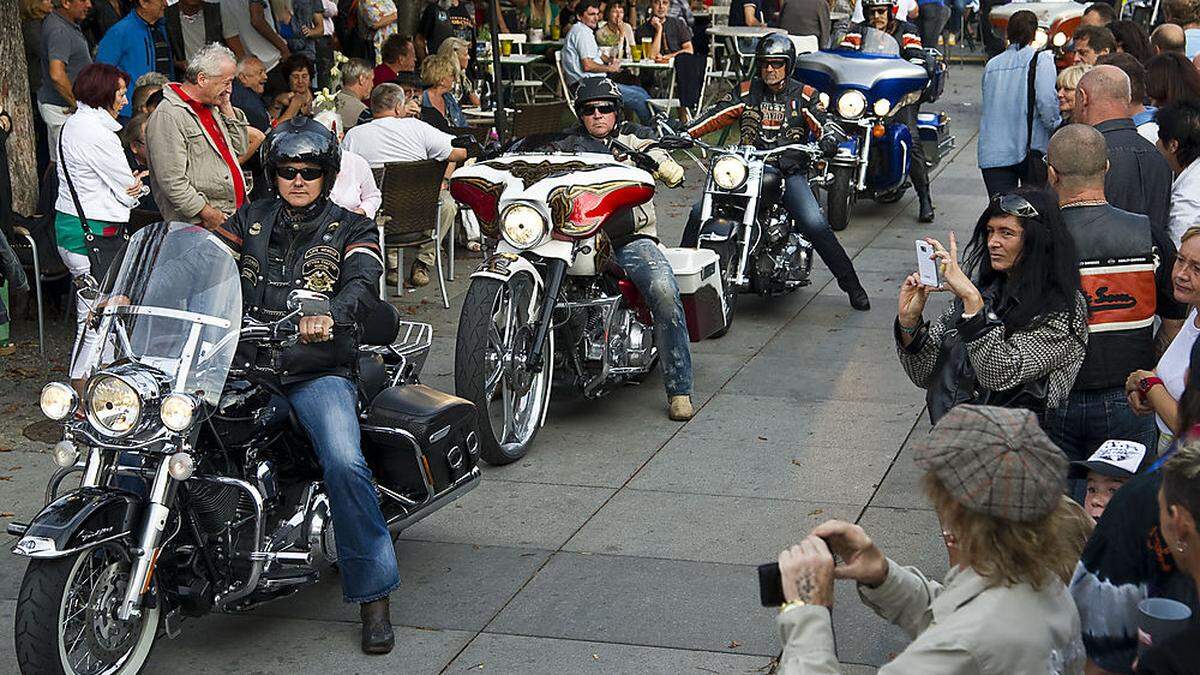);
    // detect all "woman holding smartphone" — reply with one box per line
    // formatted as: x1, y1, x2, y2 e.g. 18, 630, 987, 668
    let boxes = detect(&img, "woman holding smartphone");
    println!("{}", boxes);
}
1125, 227, 1200, 452
896, 187, 1088, 423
